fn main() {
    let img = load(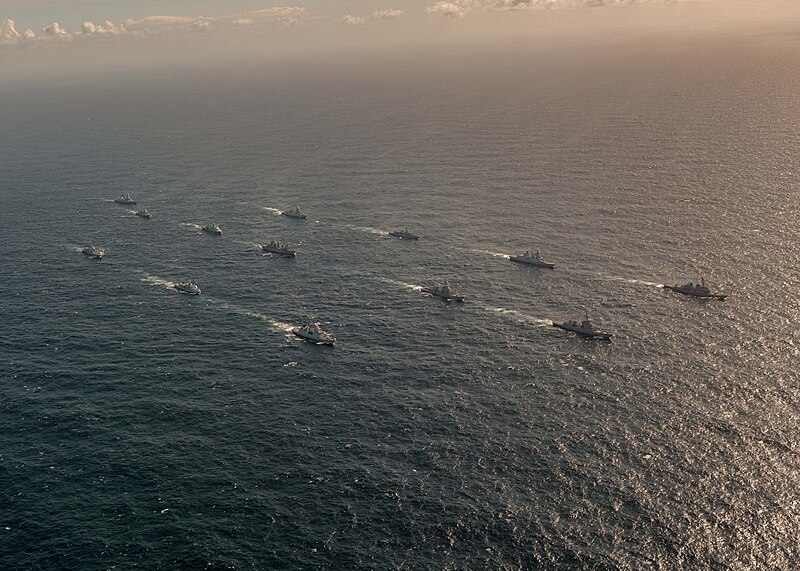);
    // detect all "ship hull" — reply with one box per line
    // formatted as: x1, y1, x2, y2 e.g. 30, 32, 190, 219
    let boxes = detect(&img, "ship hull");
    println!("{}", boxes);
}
292, 330, 334, 345
82, 251, 104, 259
664, 285, 726, 300
262, 248, 296, 257
510, 256, 555, 269
552, 323, 612, 340
422, 289, 464, 303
